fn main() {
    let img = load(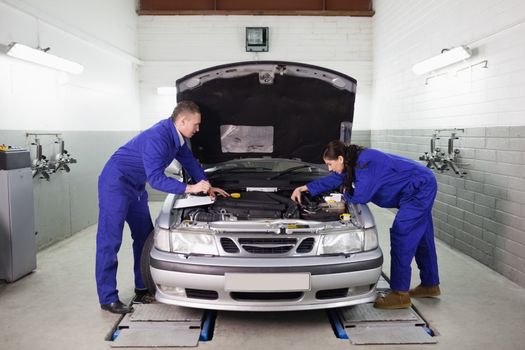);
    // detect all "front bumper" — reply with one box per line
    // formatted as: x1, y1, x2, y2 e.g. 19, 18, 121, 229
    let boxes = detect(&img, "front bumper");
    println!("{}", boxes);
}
149, 247, 383, 311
